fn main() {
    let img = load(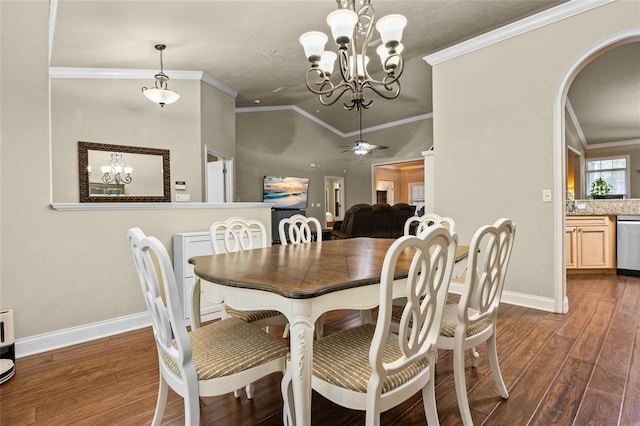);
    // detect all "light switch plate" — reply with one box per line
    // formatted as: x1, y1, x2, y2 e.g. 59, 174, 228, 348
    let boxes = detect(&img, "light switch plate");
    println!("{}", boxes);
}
542, 189, 552, 203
